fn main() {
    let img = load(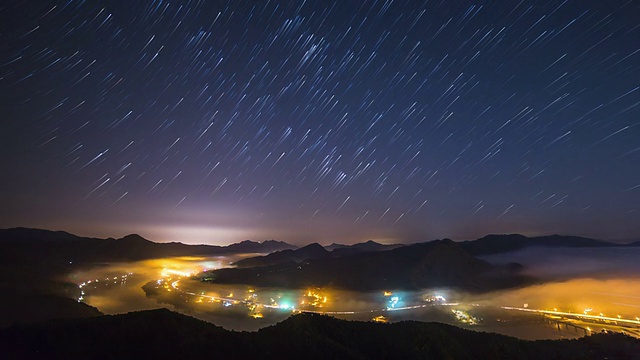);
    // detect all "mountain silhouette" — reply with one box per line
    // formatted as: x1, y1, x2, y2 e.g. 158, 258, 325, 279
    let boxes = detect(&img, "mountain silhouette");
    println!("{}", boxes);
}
225, 239, 296, 253
0, 227, 296, 263
236, 240, 404, 267
0, 227, 89, 243
328, 239, 404, 256
234, 243, 330, 267
210, 239, 528, 291
459, 234, 617, 255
